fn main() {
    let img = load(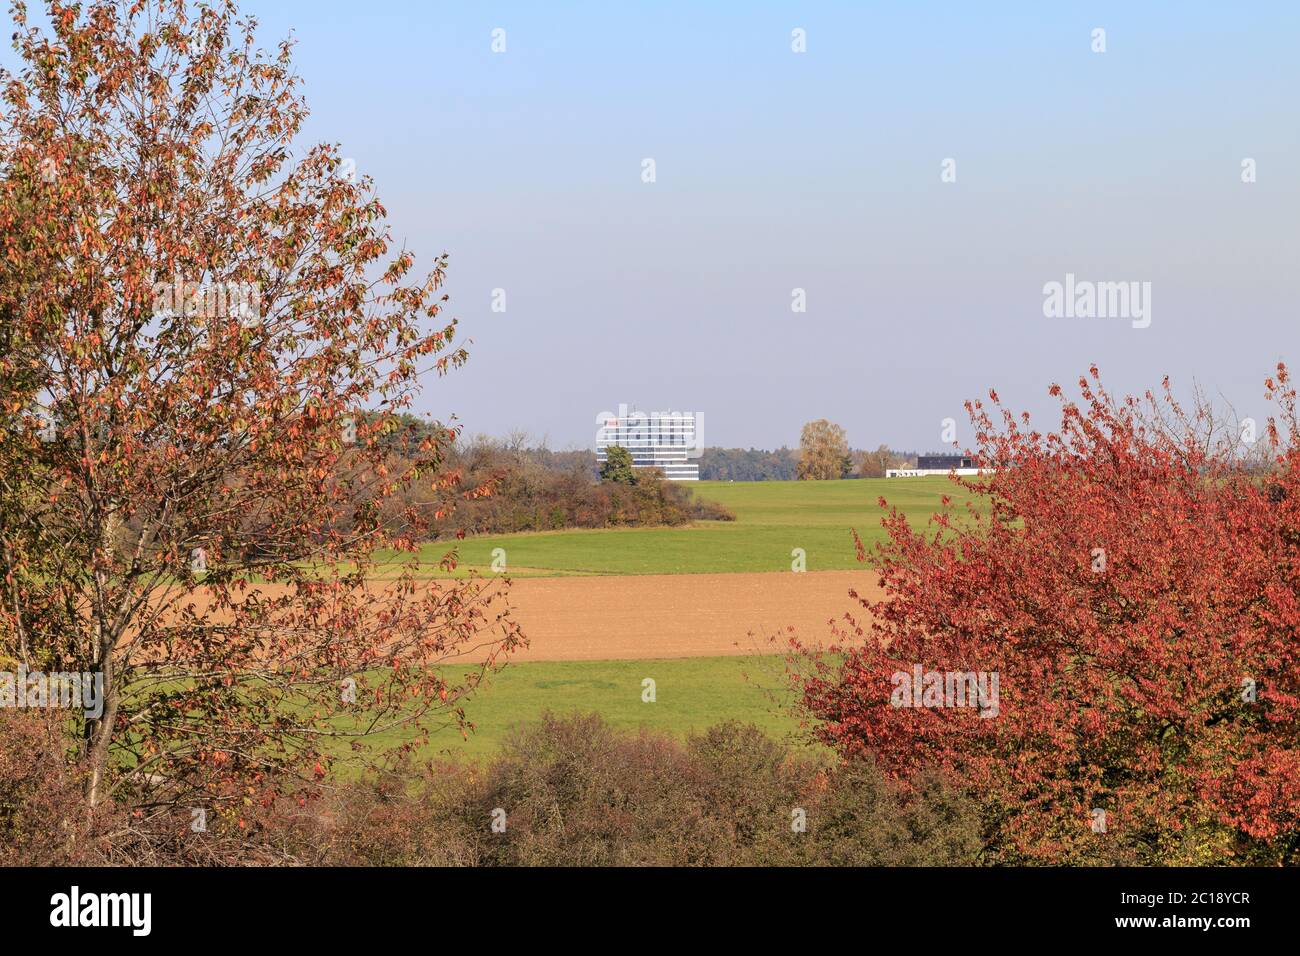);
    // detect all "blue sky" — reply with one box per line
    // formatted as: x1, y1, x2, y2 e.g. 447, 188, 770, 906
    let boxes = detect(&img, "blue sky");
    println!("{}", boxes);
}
30, 2, 1300, 450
